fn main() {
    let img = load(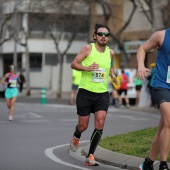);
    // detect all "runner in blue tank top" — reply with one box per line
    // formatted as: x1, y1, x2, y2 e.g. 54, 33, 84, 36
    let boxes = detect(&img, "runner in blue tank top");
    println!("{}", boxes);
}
137, 29, 170, 170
